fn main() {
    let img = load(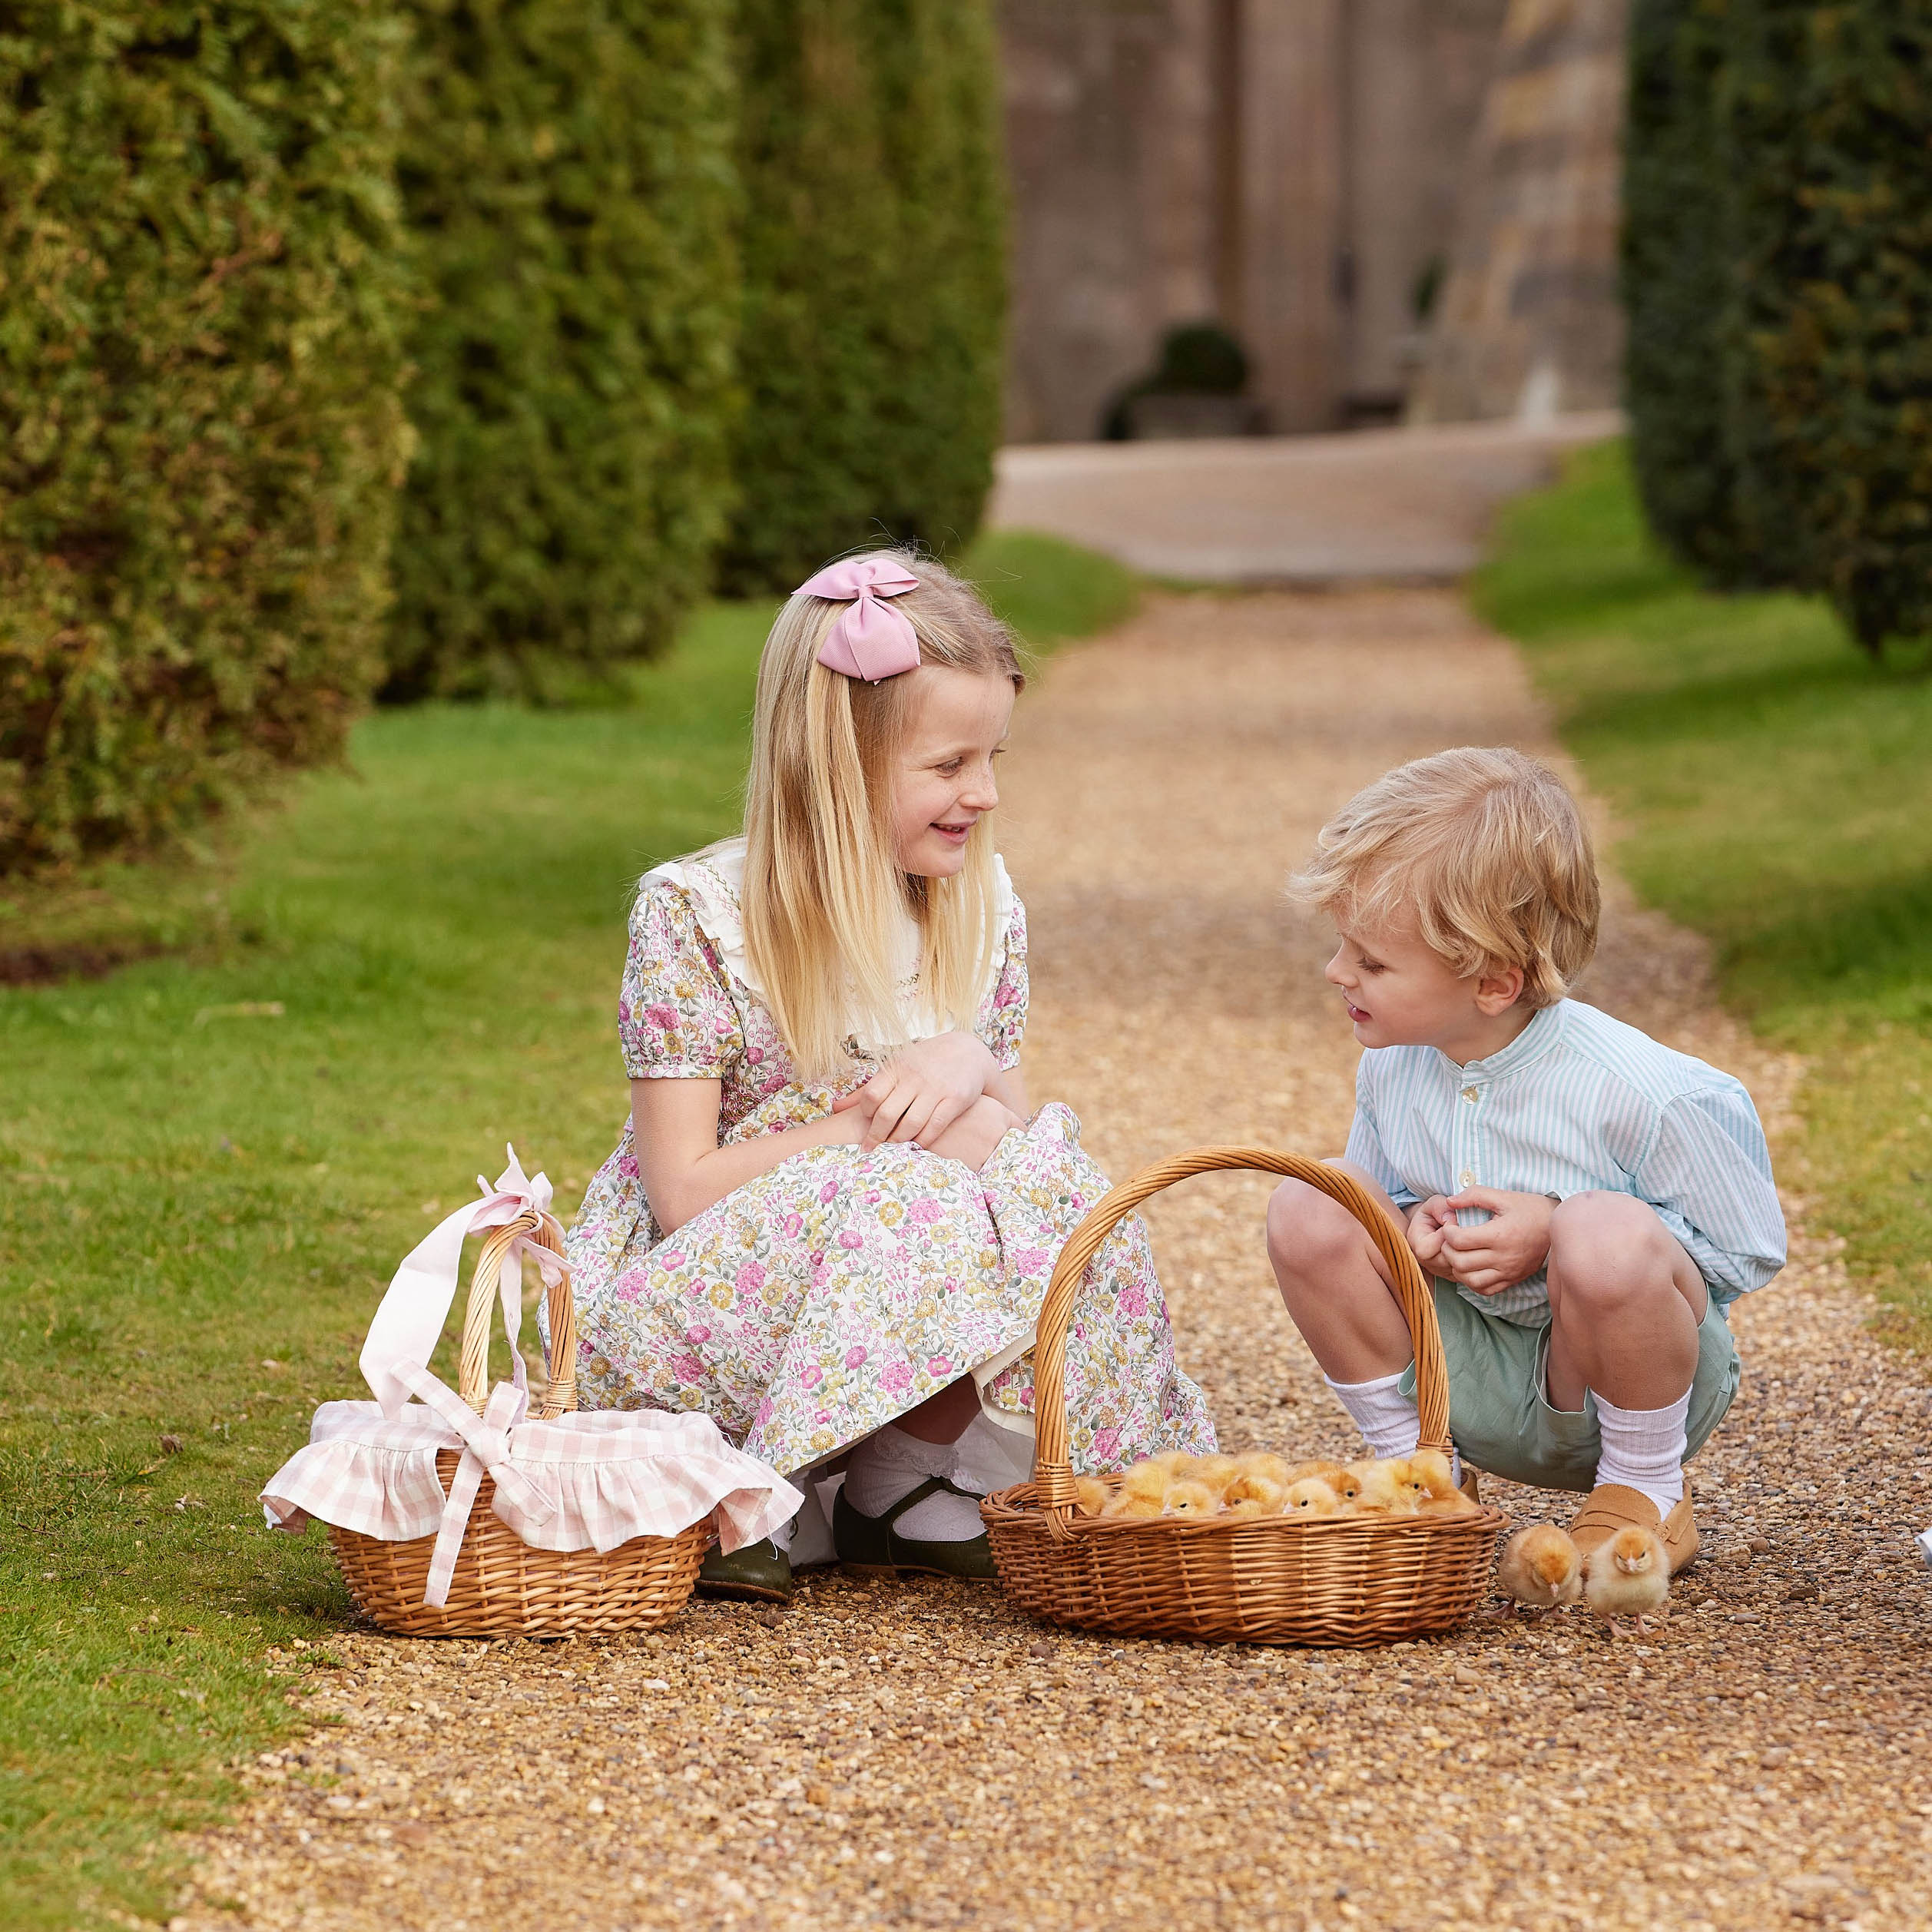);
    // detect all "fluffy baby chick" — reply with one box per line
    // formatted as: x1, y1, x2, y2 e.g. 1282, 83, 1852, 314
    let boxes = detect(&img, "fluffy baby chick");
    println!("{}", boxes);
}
1583, 1525, 1671, 1637
1232, 1451, 1293, 1487
1219, 1471, 1289, 1520
1496, 1523, 1584, 1612
1101, 1461, 1171, 1519
1407, 1448, 1480, 1517
1281, 1476, 1343, 1520
1072, 1476, 1110, 1517
1162, 1479, 1221, 1519
1290, 1459, 1347, 1491
1344, 1458, 1417, 1516
1188, 1453, 1241, 1497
